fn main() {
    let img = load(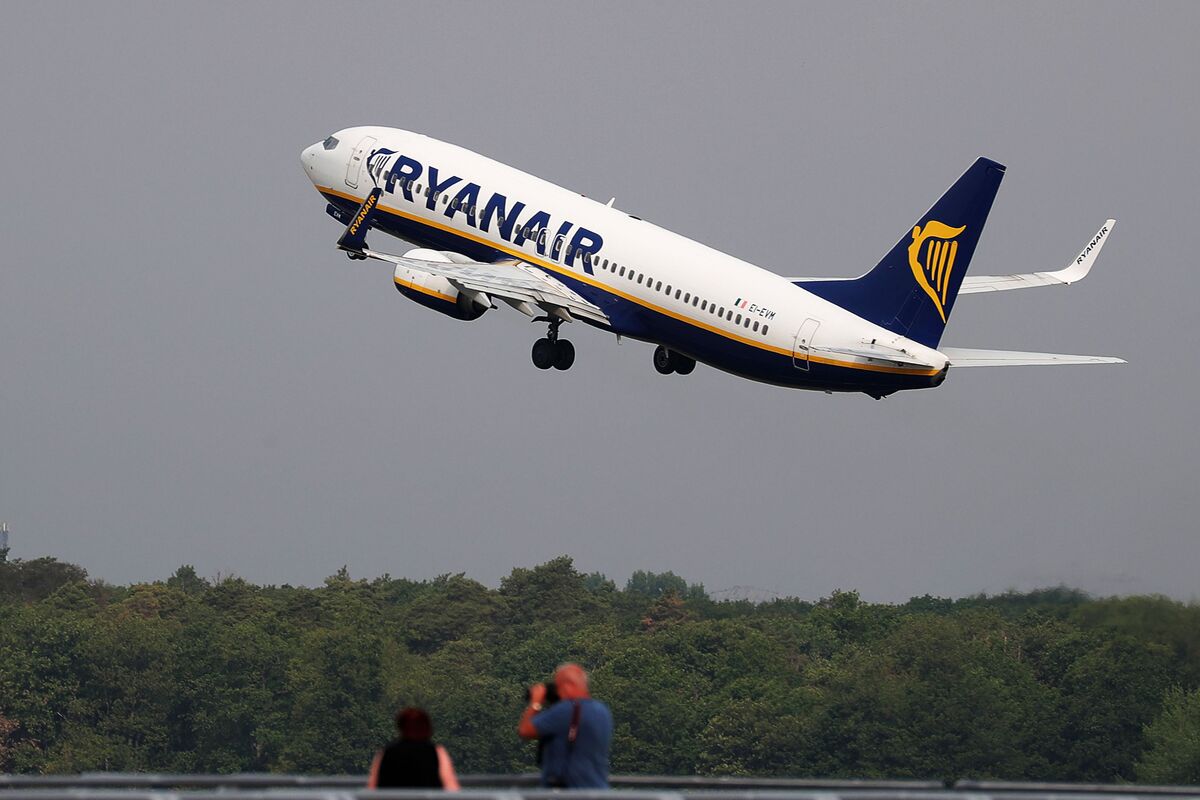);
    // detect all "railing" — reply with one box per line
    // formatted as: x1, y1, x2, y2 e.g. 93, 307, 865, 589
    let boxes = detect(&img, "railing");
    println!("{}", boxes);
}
0, 775, 1197, 800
